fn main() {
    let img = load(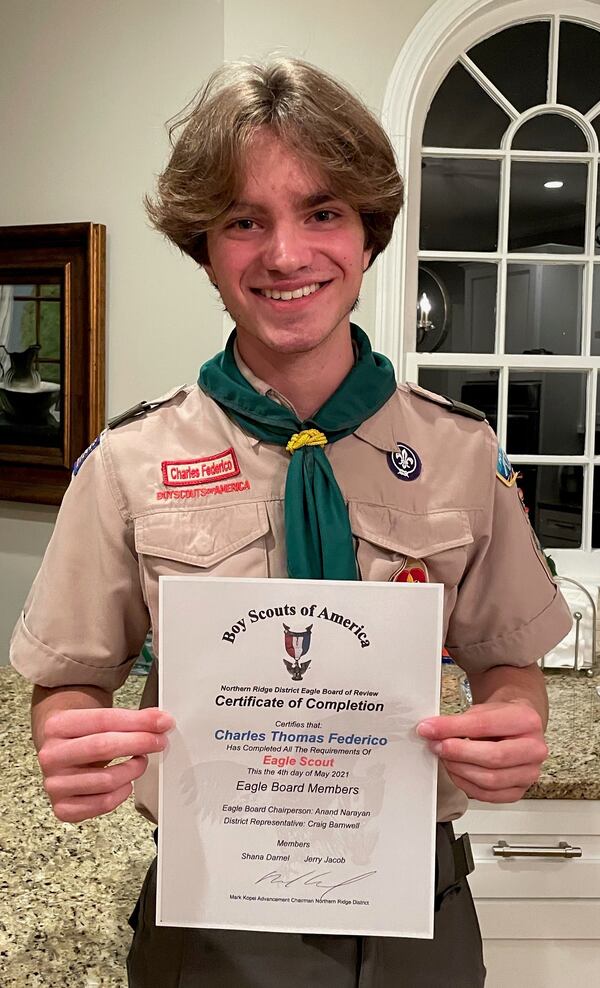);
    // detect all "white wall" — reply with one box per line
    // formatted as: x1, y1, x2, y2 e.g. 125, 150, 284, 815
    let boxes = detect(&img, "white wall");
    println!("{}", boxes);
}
0, 0, 225, 661
0, 0, 437, 662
